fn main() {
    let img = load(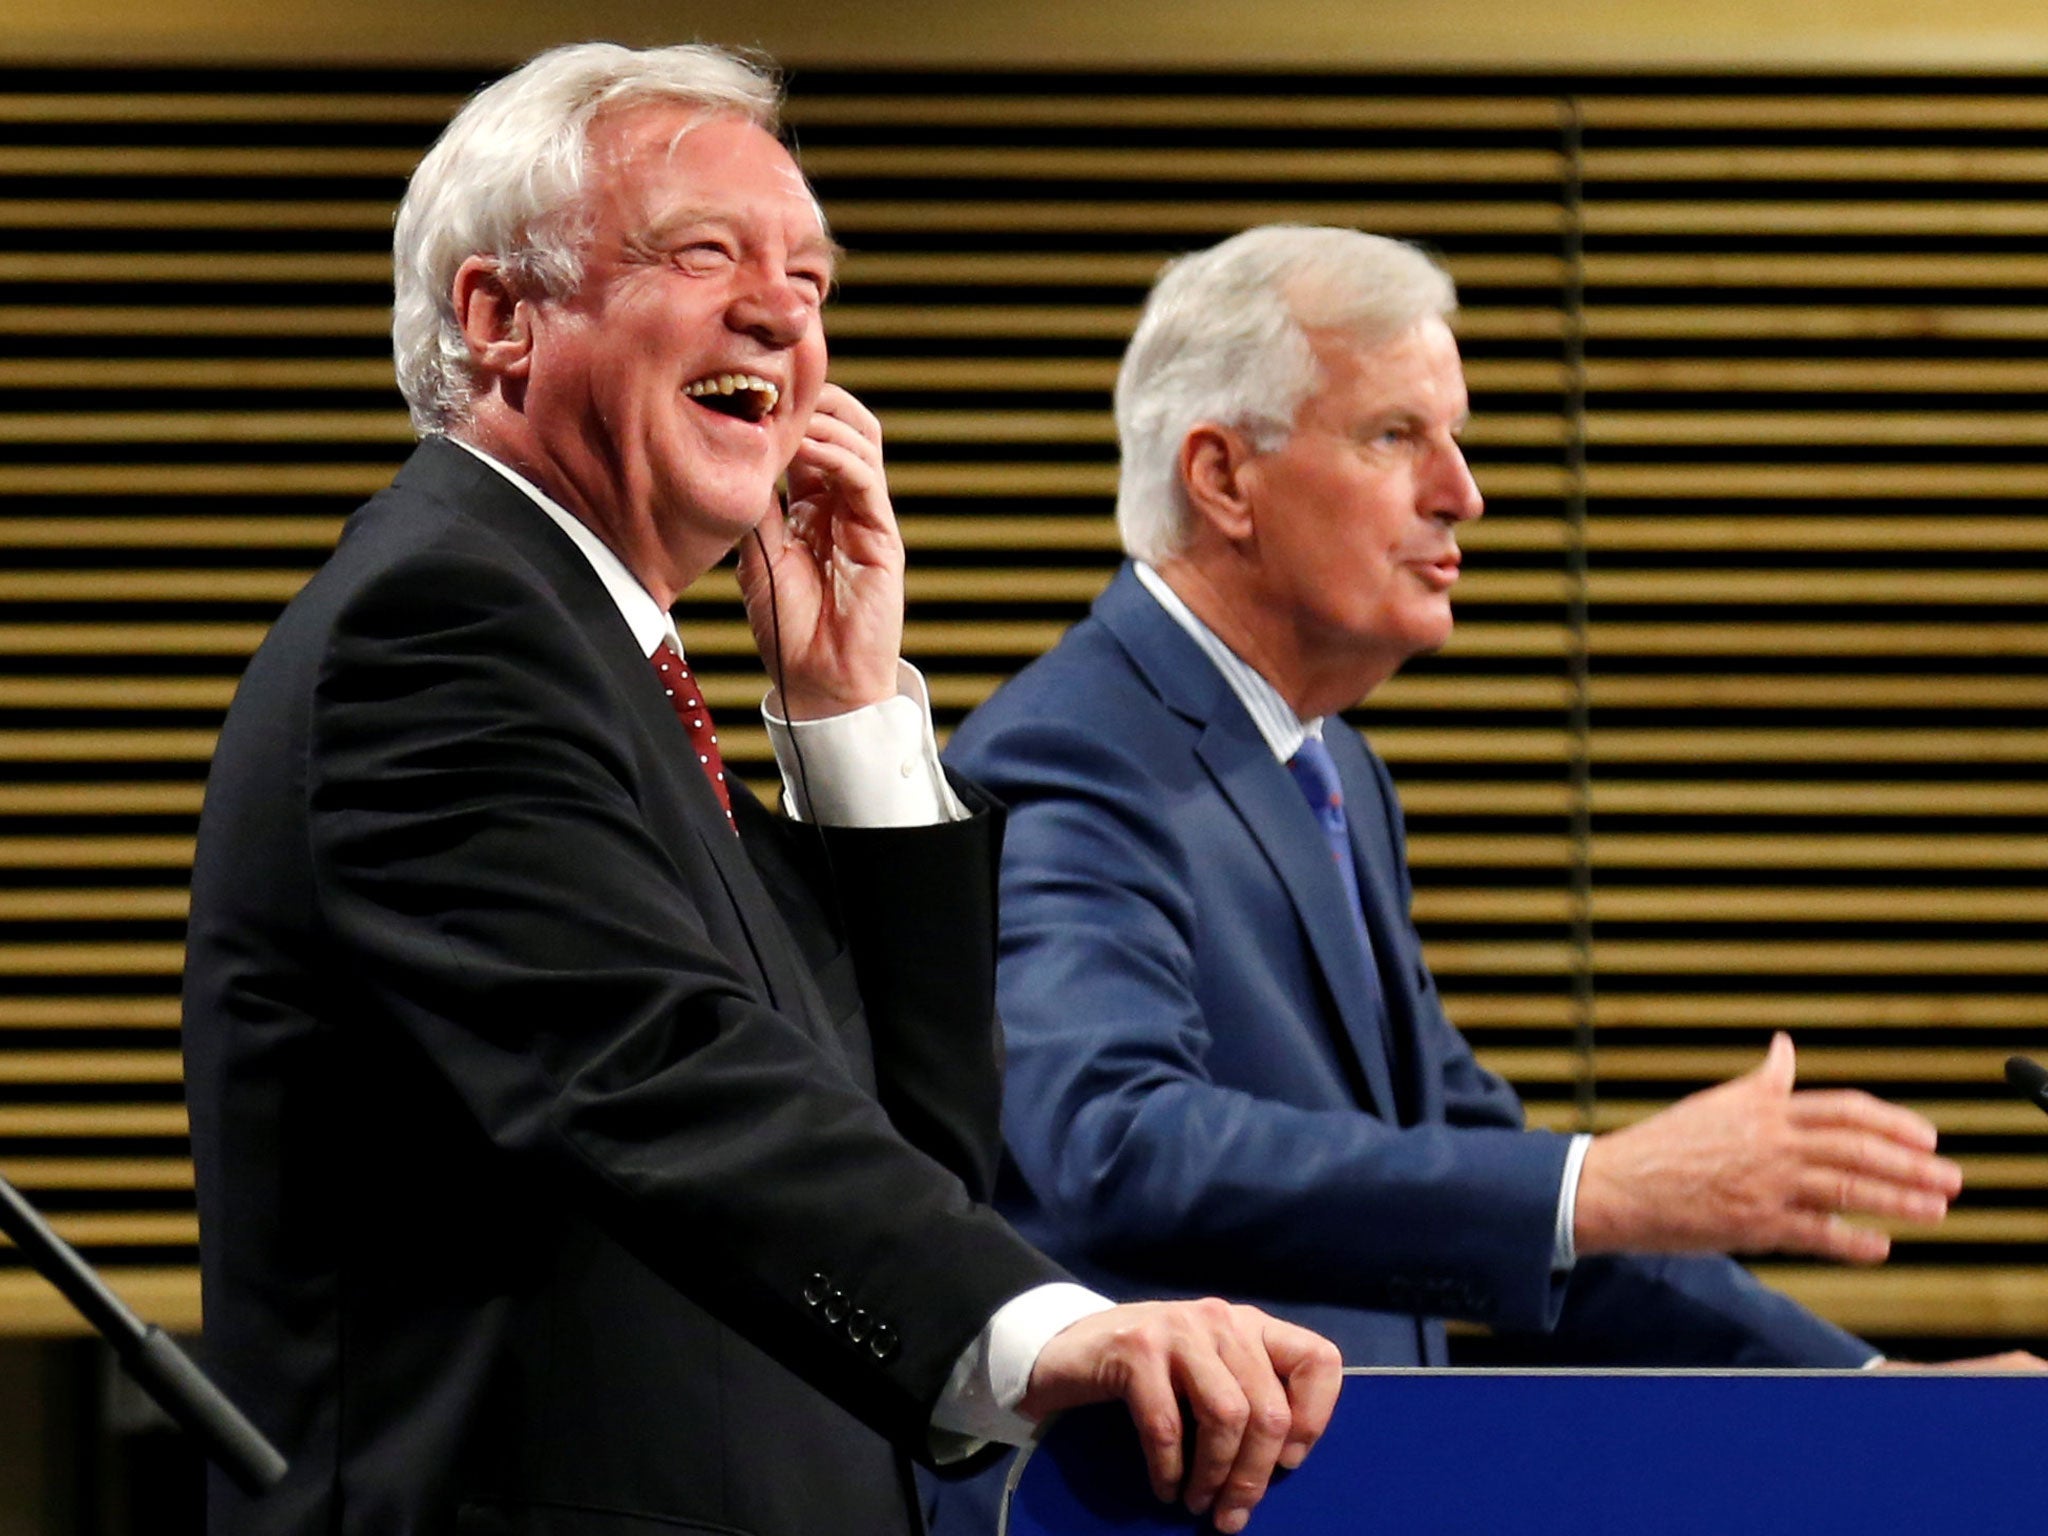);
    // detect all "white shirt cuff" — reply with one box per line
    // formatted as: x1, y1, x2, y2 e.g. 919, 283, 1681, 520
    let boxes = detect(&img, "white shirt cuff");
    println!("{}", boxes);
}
763, 661, 968, 828
1553, 1132, 1593, 1272
928, 1282, 1116, 1459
